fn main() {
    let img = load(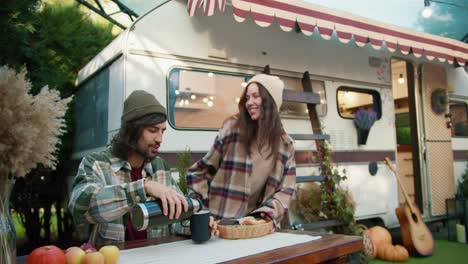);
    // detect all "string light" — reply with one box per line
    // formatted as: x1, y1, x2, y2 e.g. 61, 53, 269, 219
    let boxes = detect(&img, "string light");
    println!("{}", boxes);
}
398, 74, 405, 84
422, 7, 432, 17
422, 0, 432, 18
422, 0, 468, 18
